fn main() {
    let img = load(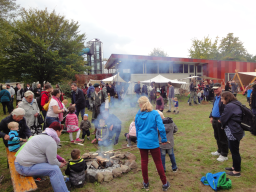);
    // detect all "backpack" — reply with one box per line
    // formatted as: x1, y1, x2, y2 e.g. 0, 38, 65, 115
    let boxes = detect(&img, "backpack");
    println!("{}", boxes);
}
233, 102, 255, 132
36, 92, 47, 111
201, 172, 232, 191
